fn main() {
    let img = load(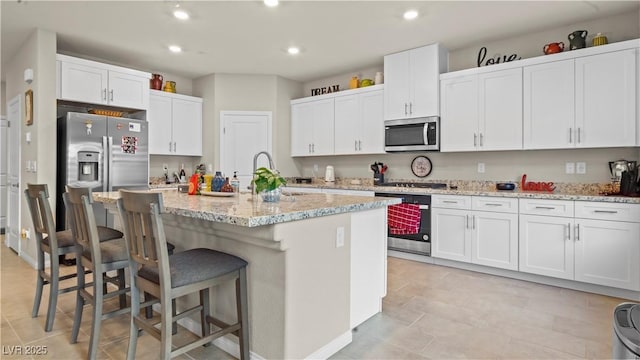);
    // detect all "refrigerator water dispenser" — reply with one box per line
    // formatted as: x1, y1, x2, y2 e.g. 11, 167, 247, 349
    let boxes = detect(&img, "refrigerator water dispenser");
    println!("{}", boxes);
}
77, 151, 99, 181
